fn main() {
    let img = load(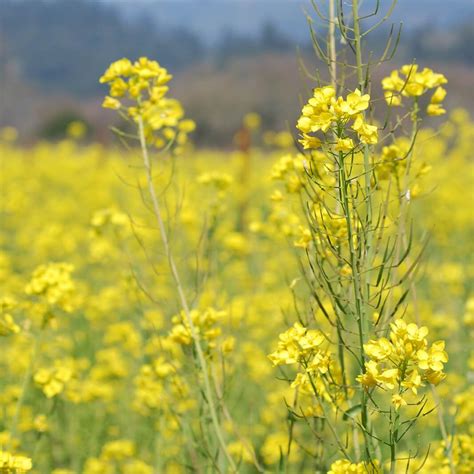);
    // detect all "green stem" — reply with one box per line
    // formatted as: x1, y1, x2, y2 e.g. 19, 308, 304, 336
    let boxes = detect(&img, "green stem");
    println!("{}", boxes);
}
390, 409, 400, 474
328, 0, 337, 88
9, 333, 40, 449
137, 118, 236, 472
337, 150, 371, 458
352, 0, 364, 92
352, 0, 373, 342
383, 102, 420, 328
